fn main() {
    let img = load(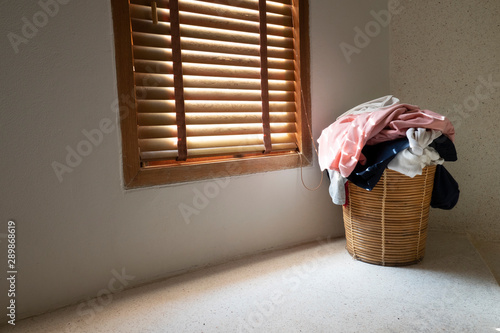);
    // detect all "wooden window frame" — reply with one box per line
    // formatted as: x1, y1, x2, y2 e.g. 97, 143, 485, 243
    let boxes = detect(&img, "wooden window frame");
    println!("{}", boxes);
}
111, 0, 311, 189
